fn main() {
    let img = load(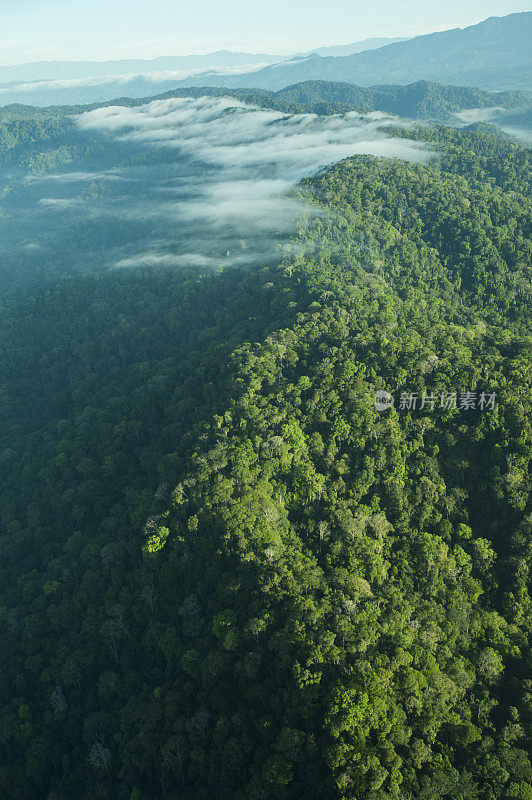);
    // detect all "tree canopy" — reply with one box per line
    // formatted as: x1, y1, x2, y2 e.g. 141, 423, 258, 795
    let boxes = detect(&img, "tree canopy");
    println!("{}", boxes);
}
0, 112, 530, 800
